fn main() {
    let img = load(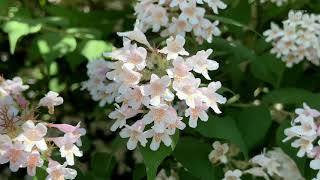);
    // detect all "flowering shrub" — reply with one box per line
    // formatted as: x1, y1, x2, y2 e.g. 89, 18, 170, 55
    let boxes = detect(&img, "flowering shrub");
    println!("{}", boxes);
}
0, 76, 85, 179
1, 0, 320, 180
